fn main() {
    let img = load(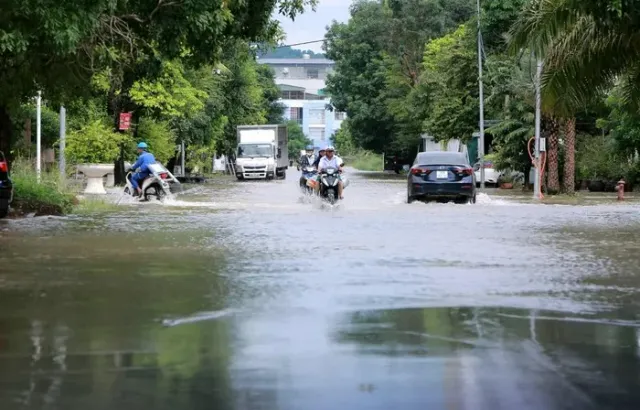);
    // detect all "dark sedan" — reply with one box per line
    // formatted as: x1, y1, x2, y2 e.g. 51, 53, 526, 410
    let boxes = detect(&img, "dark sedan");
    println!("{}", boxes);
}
407, 151, 476, 204
0, 151, 12, 218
